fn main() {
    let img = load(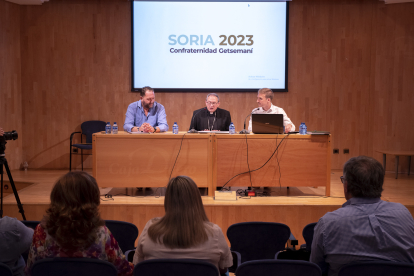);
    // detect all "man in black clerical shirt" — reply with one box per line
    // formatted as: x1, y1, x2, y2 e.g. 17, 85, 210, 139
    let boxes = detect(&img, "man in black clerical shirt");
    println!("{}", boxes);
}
189, 93, 231, 131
